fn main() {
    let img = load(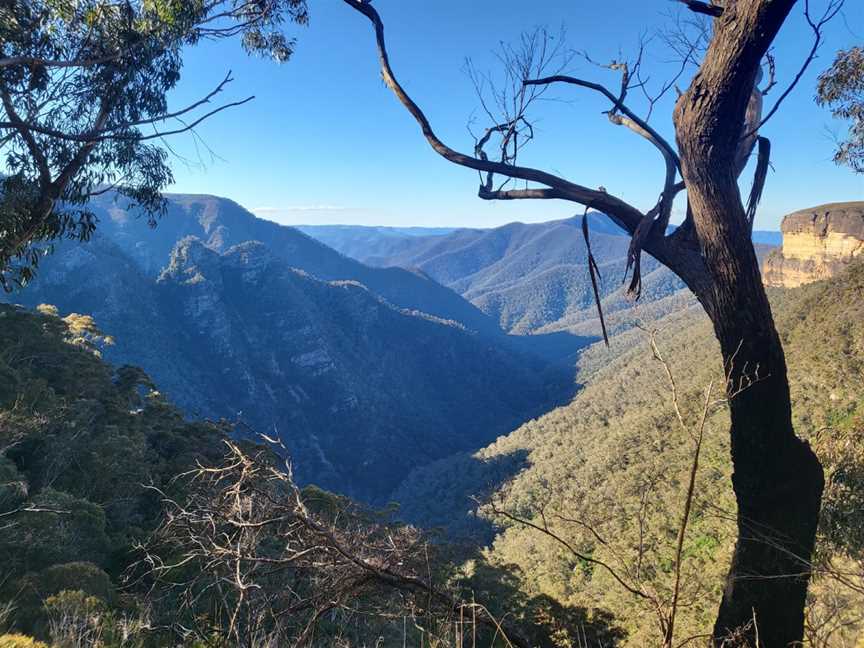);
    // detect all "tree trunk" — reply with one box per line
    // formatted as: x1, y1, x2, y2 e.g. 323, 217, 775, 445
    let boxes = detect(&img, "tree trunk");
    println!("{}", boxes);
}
714, 348, 823, 647
672, 3, 825, 642
693, 198, 823, 646
680, 153, 824, 646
